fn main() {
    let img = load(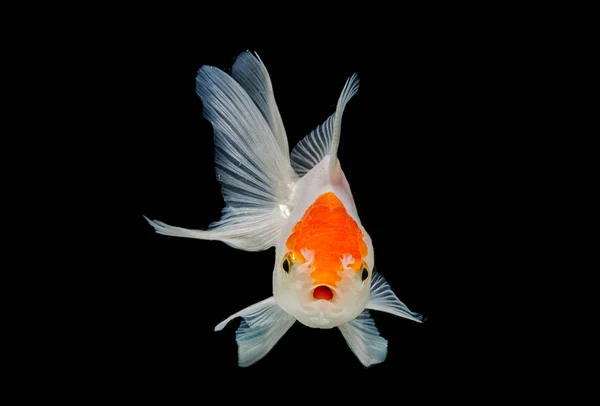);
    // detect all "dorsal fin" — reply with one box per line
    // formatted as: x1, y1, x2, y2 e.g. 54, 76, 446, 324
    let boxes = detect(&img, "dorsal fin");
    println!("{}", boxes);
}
290, 74, 360, 178
290, 113, 334, 176
329, 73, 360, 181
